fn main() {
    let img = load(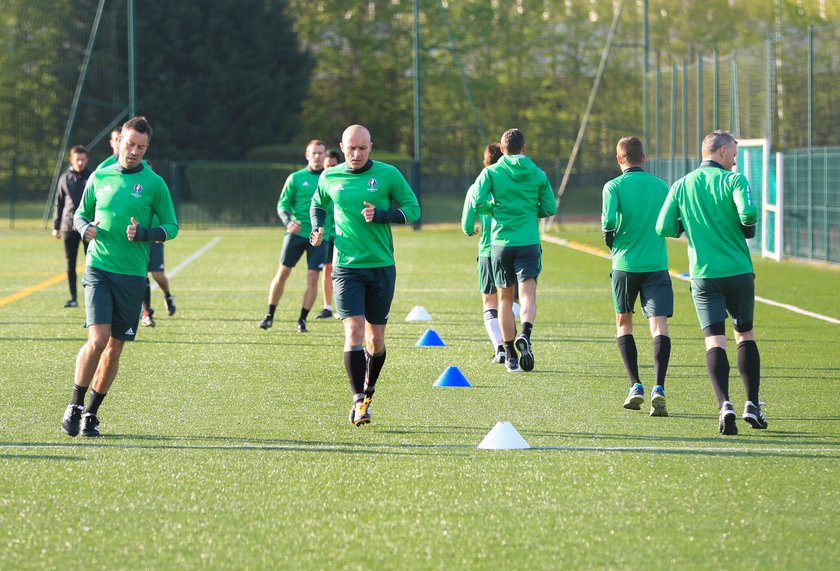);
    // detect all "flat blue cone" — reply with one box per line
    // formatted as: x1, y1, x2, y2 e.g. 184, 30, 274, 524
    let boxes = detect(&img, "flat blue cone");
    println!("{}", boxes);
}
416, 329, 445, 347
433, 366, 472, 387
